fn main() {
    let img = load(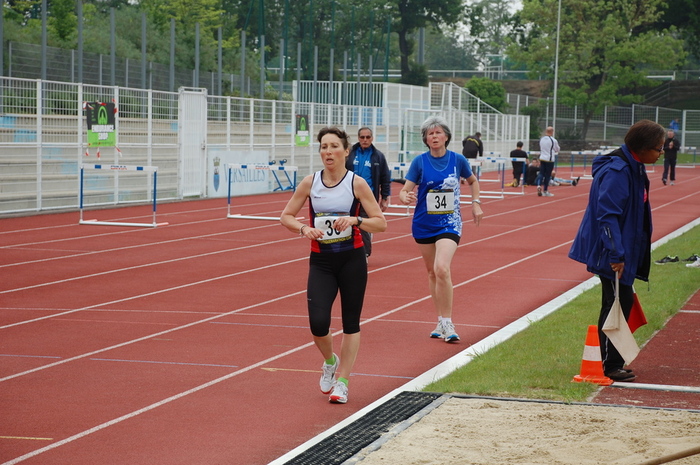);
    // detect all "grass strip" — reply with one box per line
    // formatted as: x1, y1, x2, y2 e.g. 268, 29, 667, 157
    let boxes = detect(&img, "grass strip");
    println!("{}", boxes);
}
425, 224, 700, 402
